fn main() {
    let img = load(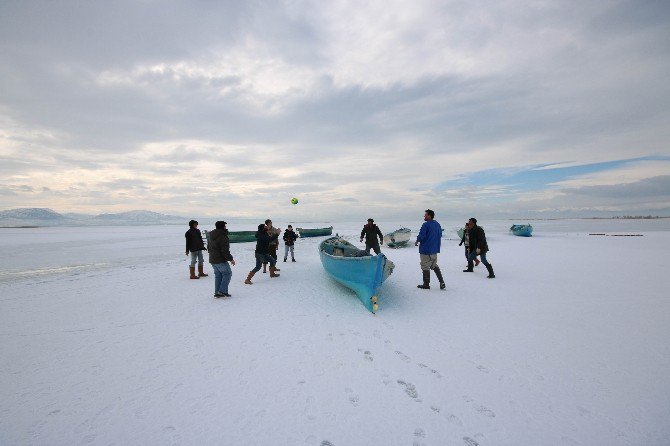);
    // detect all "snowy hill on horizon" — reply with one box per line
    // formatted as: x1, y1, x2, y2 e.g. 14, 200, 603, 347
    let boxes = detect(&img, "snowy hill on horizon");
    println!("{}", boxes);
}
0, 208, 185, 227
0, 207, 67, 221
